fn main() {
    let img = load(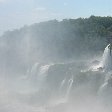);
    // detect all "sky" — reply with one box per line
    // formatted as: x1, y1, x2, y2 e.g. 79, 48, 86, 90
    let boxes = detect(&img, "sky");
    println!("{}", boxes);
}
0, 0, 112, 35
